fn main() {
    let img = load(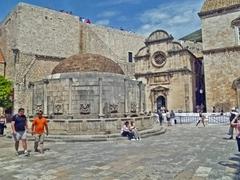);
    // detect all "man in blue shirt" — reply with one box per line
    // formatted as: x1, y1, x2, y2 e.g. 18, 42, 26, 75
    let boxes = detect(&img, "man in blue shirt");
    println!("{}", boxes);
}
11, 108, 29, 156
